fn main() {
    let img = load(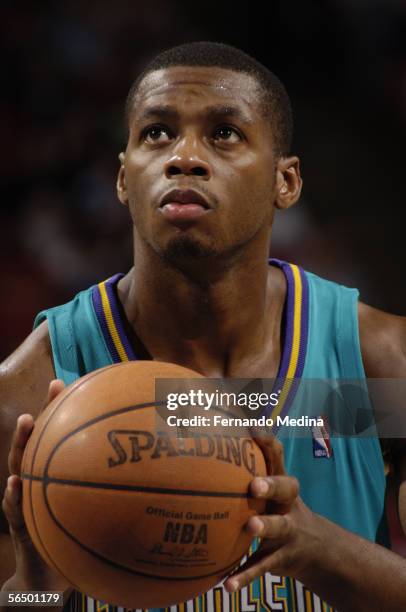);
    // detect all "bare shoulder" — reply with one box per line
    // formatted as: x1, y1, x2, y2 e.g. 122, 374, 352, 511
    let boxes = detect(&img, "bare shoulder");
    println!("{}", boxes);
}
0, 322, 55, 532
0, 321, 55, 415
358, 302, 406, 377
